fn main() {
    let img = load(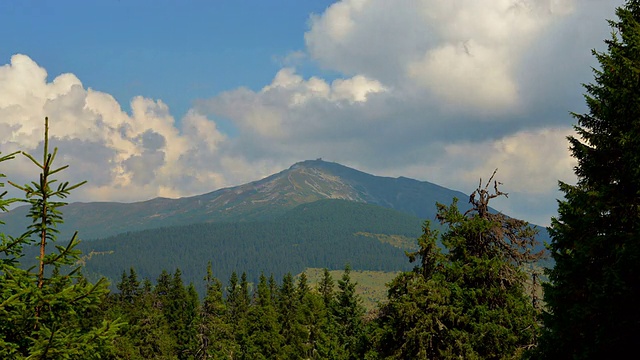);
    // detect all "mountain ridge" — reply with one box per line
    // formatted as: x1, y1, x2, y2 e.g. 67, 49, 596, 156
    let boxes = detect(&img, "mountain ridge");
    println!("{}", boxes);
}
0, 159, 501, 241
